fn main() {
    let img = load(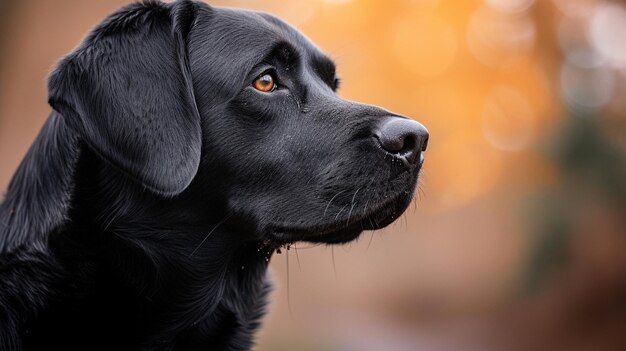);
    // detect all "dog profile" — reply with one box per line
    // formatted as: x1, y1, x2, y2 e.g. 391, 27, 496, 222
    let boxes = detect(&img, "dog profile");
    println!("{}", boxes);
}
0, 1, 428, 350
